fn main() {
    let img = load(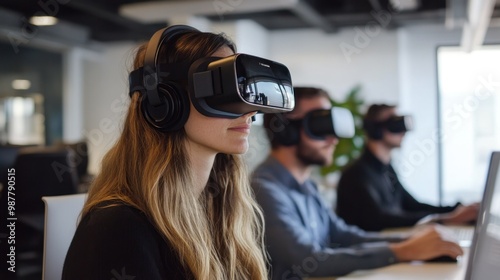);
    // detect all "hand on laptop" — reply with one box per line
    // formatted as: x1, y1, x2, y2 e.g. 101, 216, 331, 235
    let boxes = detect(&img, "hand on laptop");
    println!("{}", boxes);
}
442, 203, 480, 225
416, 202, 480, 226
389, 225, 463, 262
